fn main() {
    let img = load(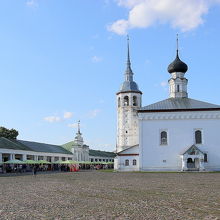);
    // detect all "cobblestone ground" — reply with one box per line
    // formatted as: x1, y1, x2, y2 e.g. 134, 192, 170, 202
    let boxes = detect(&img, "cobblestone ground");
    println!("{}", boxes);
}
0, 171, 220, 220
